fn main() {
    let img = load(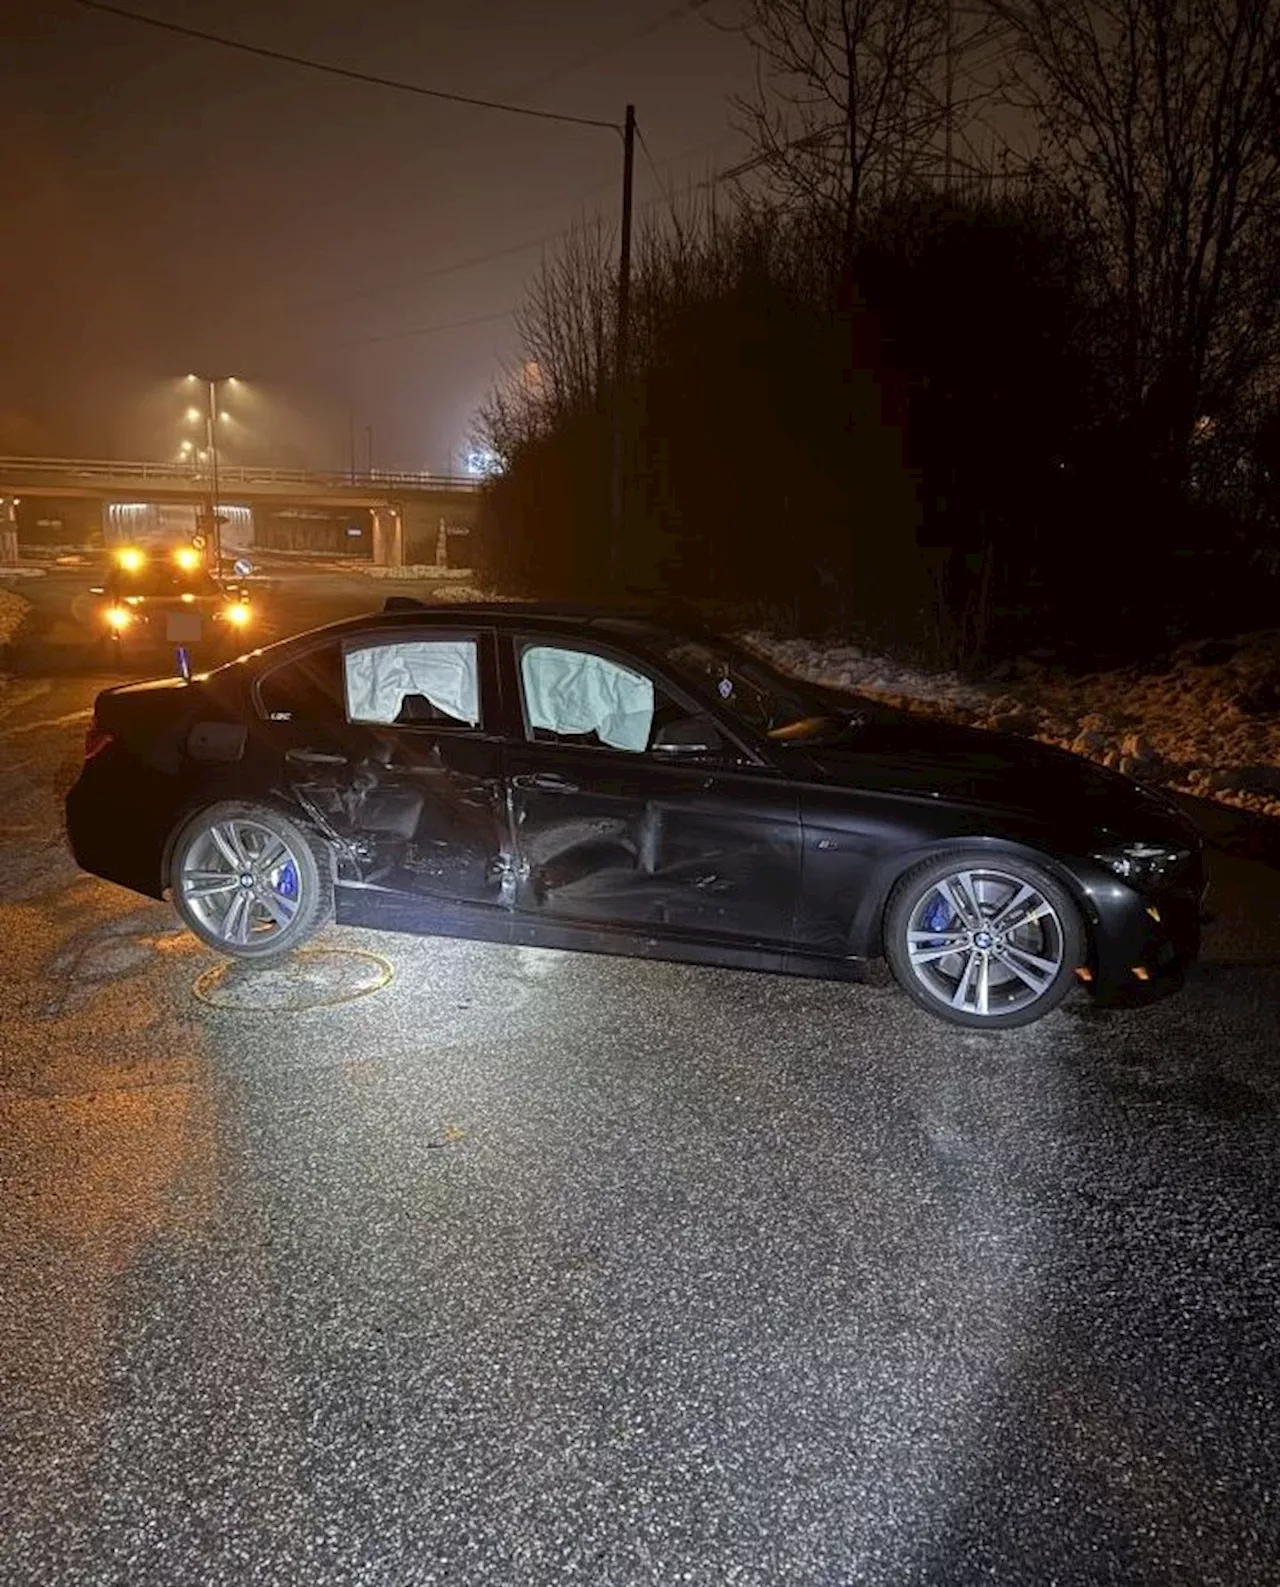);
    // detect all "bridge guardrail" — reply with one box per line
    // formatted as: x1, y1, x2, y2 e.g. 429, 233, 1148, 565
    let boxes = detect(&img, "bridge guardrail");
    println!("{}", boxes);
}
0, 456, 480, 492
